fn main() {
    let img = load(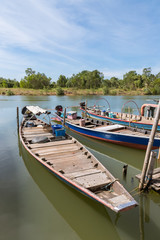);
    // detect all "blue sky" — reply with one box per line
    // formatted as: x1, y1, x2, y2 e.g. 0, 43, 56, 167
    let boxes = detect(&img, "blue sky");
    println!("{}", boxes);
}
1, 0, 160, 82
